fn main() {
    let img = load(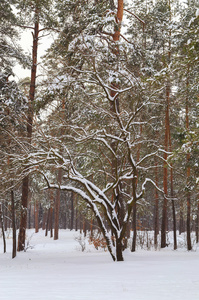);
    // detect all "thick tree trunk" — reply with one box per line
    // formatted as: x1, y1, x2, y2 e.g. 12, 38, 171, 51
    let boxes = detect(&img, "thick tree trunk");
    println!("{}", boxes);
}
116, 239, 124, 261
